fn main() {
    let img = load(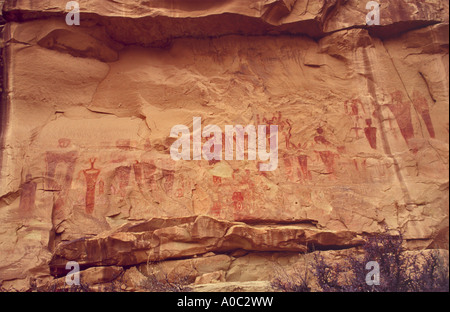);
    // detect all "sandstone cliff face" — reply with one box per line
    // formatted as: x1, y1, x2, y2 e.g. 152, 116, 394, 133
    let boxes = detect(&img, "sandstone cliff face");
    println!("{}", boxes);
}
0, 0, 448, 291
